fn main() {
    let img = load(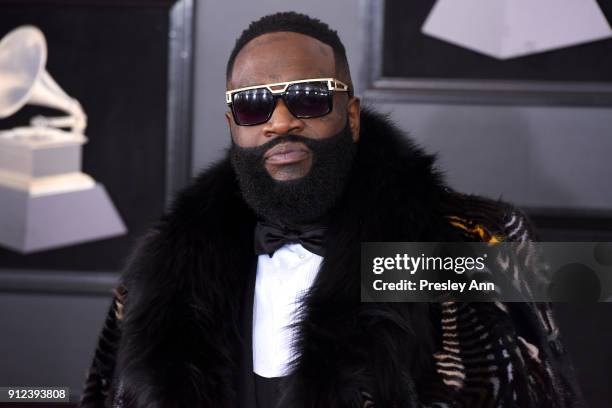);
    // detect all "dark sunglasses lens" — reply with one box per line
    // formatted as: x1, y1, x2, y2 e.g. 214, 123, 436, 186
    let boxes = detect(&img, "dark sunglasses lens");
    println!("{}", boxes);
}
285, 82, 331, 118
232, 88, 275, 125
